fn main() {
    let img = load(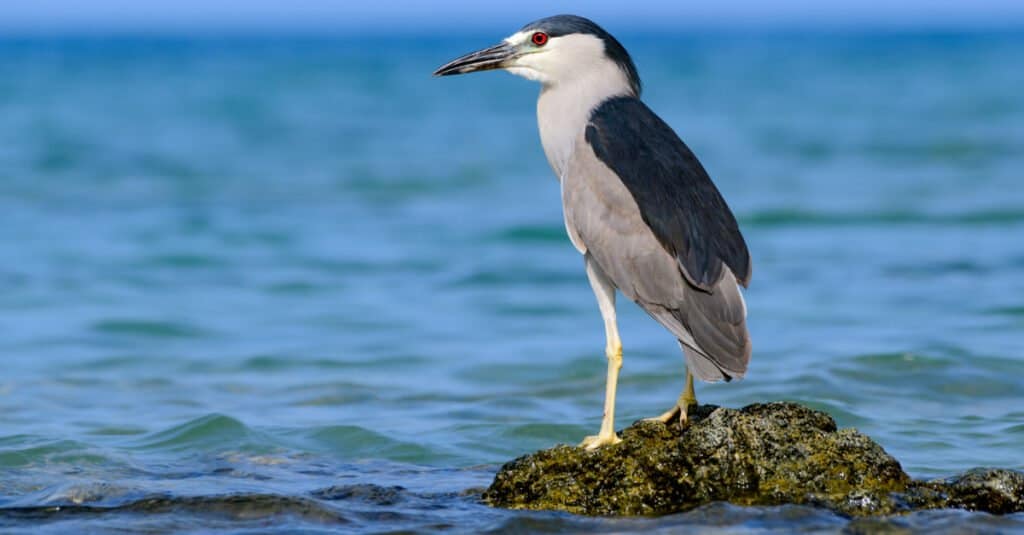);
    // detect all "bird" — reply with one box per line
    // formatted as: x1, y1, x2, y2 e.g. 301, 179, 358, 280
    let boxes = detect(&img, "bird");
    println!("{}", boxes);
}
434, 15, 751, 450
